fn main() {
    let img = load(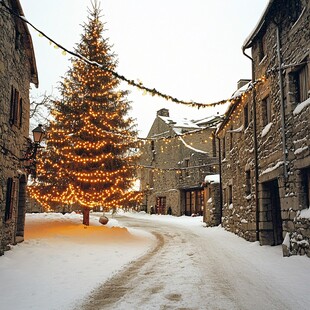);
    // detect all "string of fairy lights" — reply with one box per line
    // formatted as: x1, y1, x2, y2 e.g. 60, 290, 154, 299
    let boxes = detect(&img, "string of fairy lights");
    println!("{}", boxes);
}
0, 0, 269, 179
1, 0, 266, 110
0, 0, 277, 206
0, 0, 272, 149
